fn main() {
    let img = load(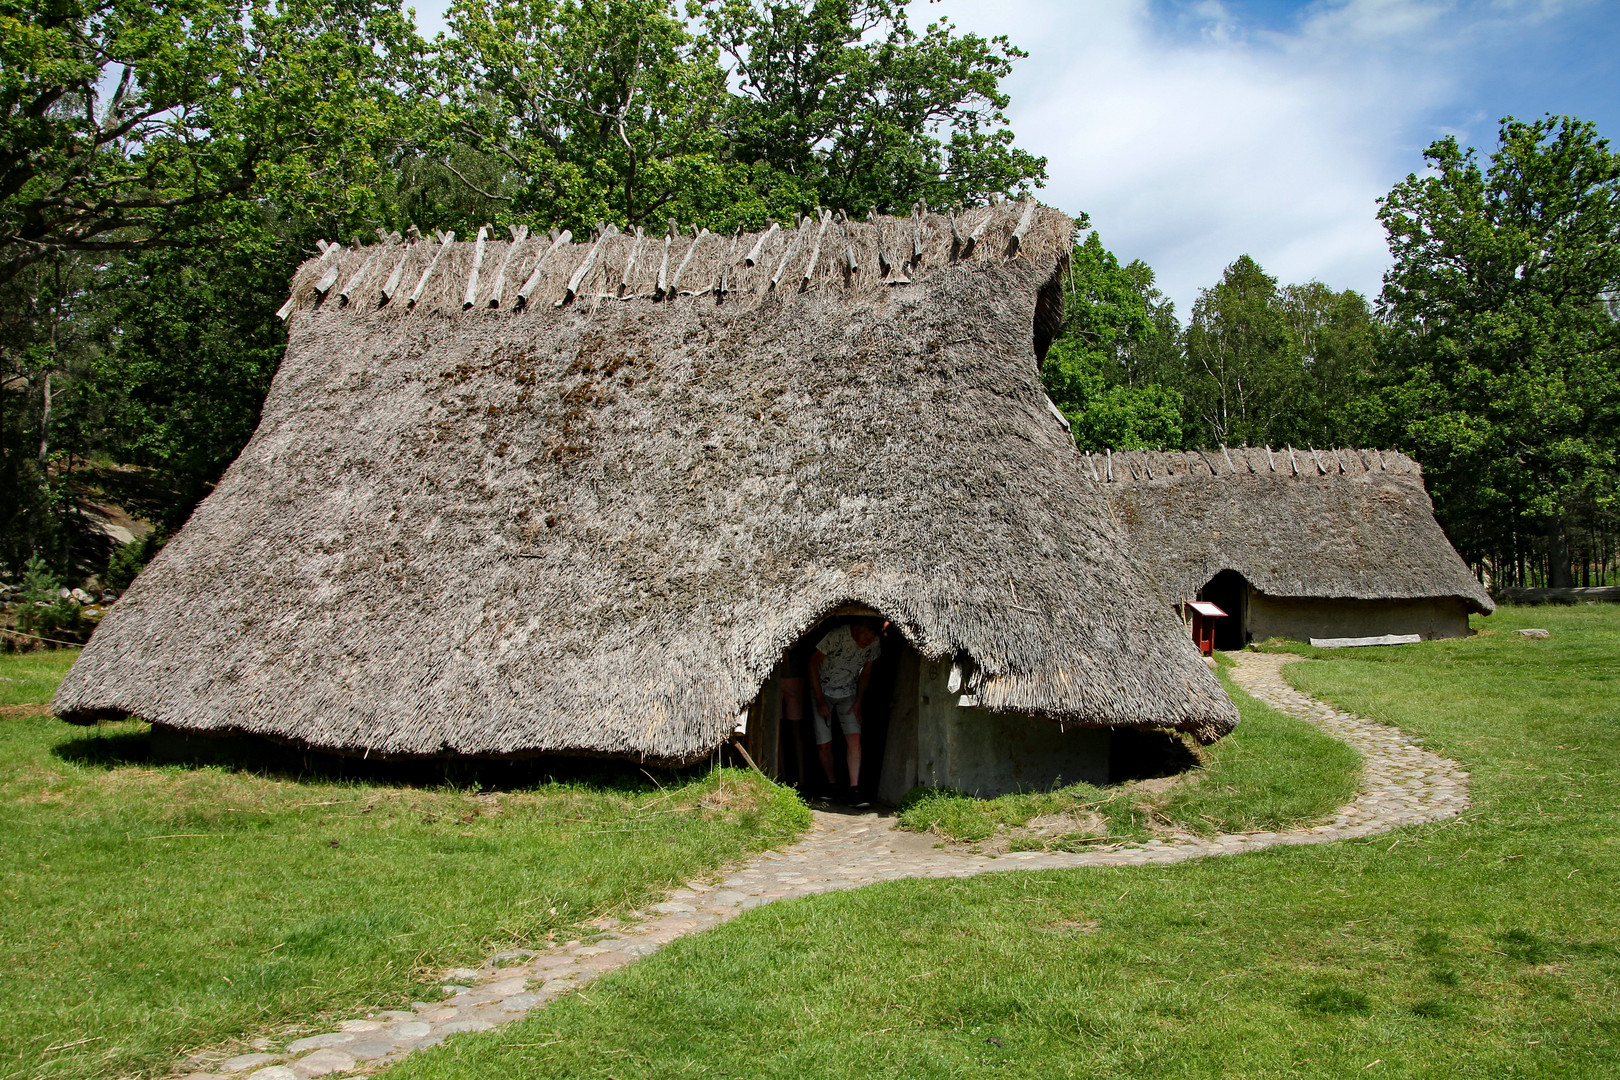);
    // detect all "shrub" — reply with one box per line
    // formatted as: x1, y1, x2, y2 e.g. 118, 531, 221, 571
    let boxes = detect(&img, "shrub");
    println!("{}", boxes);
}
16, 555, 80, 639
105, 532, 165, 592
